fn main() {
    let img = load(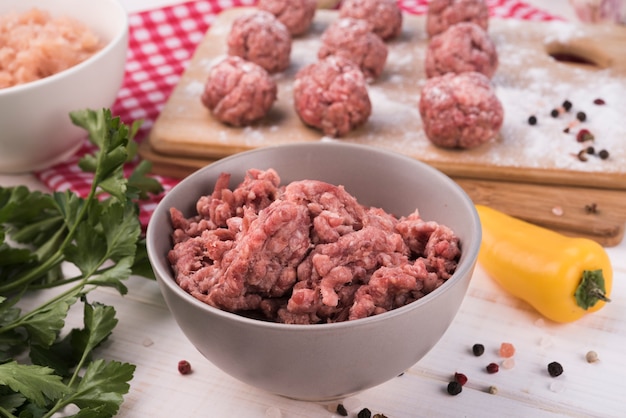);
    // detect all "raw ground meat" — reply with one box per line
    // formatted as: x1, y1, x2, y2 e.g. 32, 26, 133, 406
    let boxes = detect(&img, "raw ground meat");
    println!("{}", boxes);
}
426, 0, 489, 38
168, 169, 461, 324
0, 8, 103, 89
257, 0, 317, 36
339, 0, 403, 41
425, 22, 498, 79
318, 17, 388, 81
419, 71, 504, 149
200, 56, 277, 126
227, 10, 291, 74
293, 55, 371, 137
